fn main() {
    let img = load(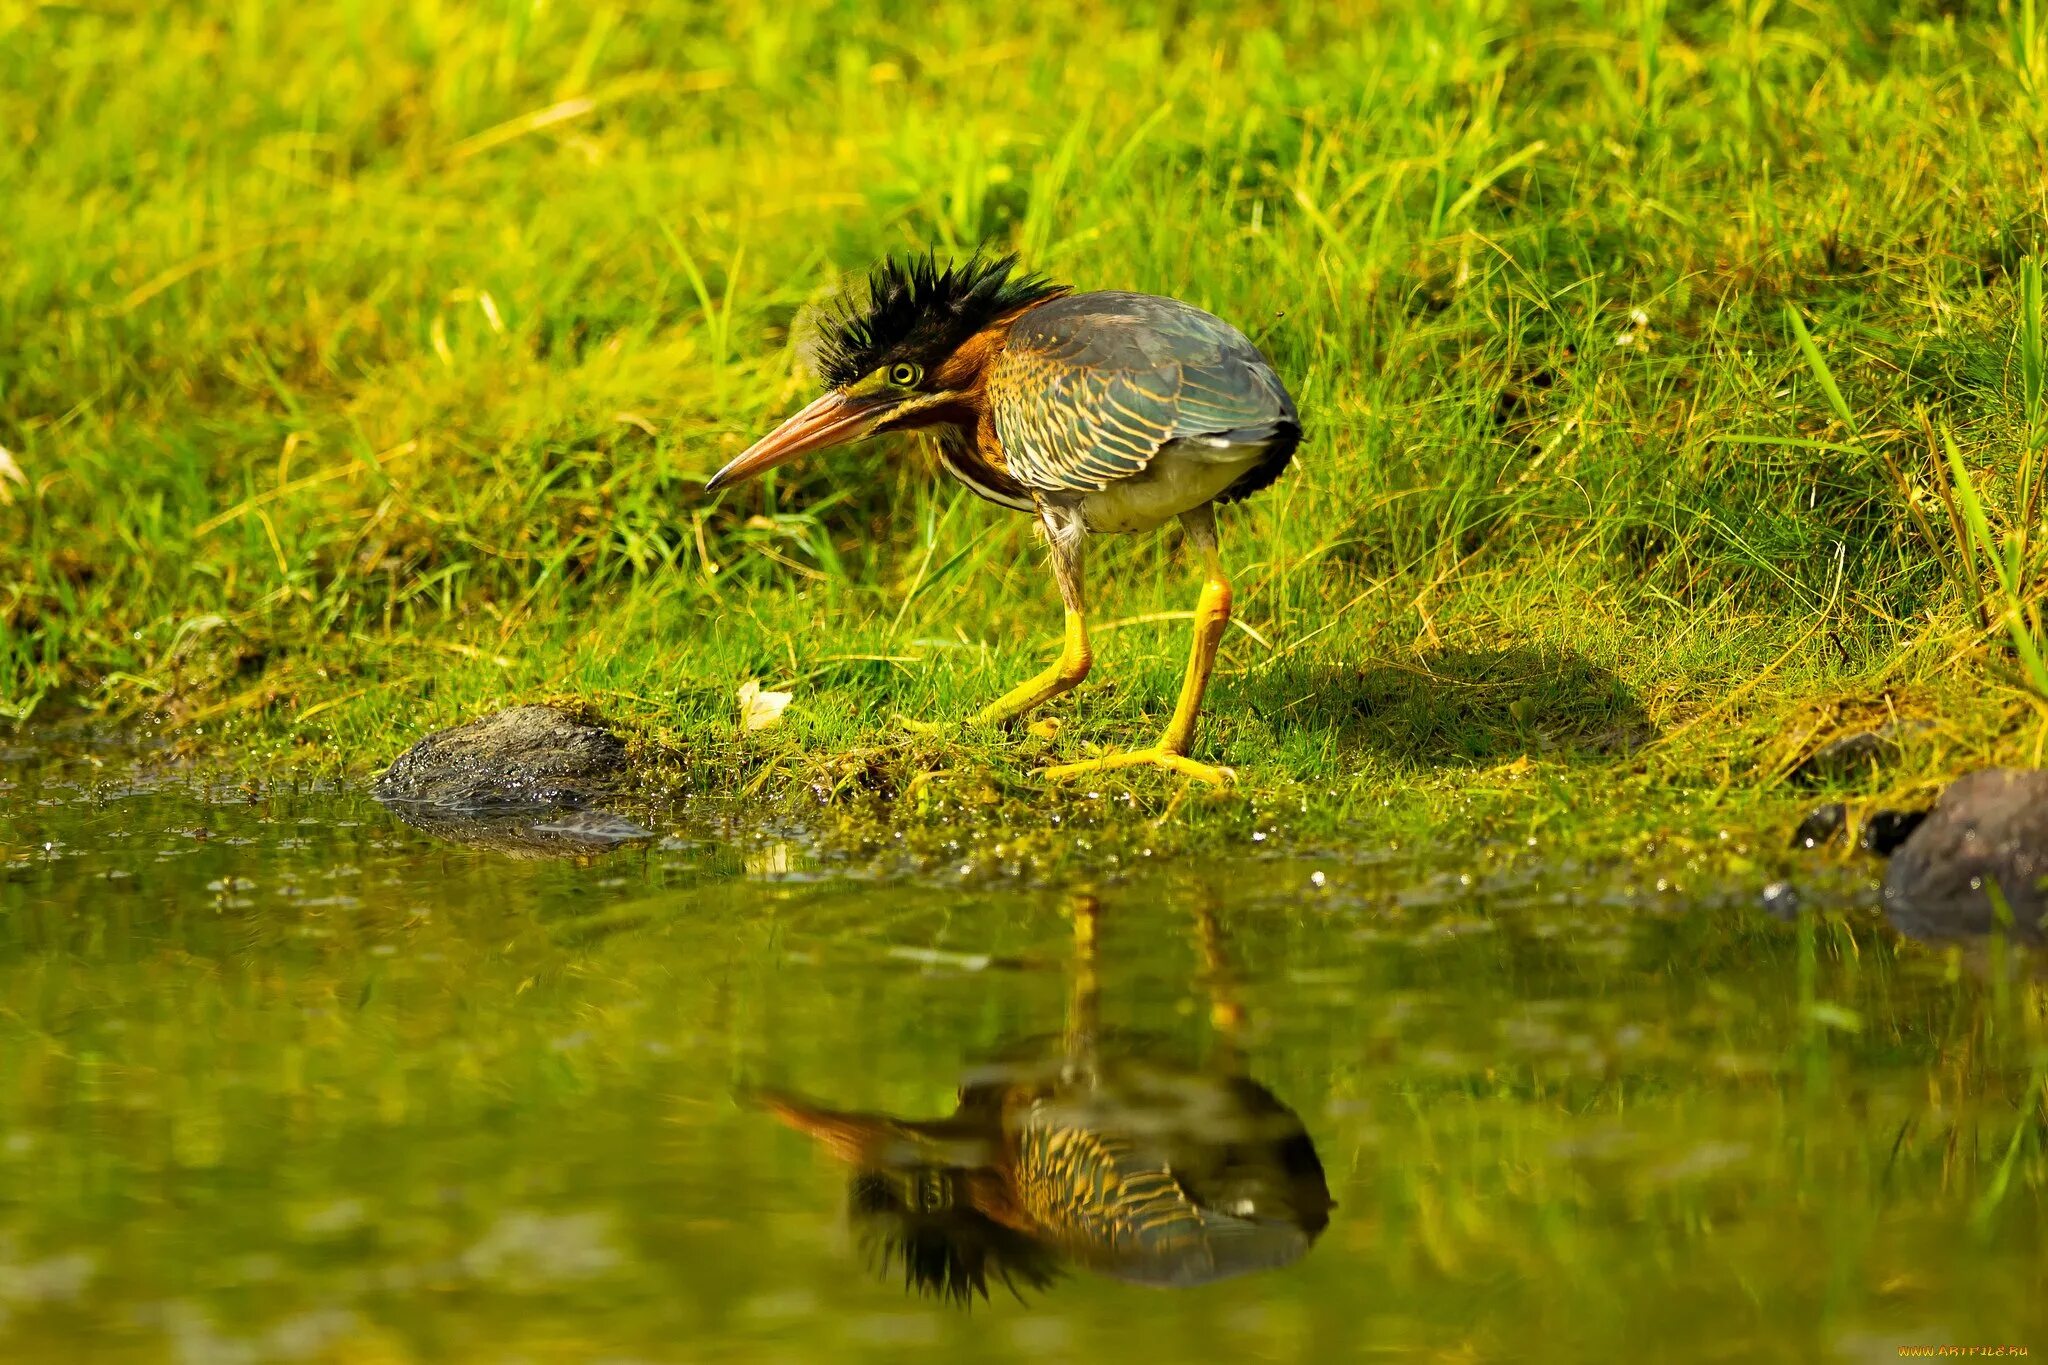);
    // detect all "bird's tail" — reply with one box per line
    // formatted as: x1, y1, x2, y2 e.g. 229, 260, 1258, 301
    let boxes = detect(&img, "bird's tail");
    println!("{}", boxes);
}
744, 1087, 985, 1169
